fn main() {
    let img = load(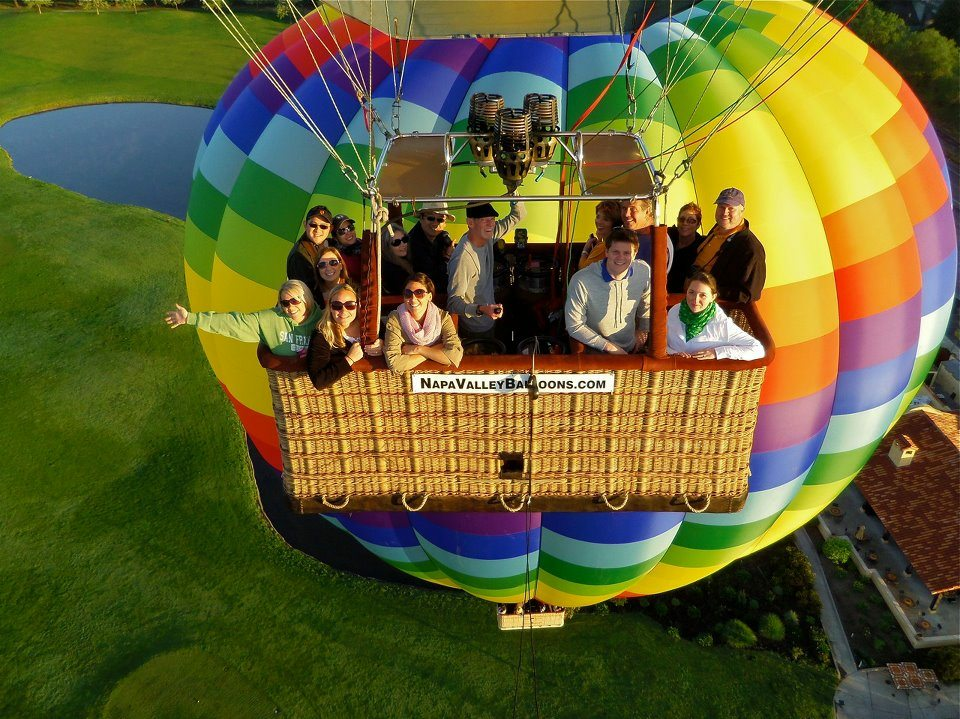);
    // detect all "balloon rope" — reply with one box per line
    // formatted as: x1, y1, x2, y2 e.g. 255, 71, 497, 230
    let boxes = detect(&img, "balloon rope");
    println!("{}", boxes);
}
285, 1, 370, 172
201, 0, 364, 194
568, 3, 652, 133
